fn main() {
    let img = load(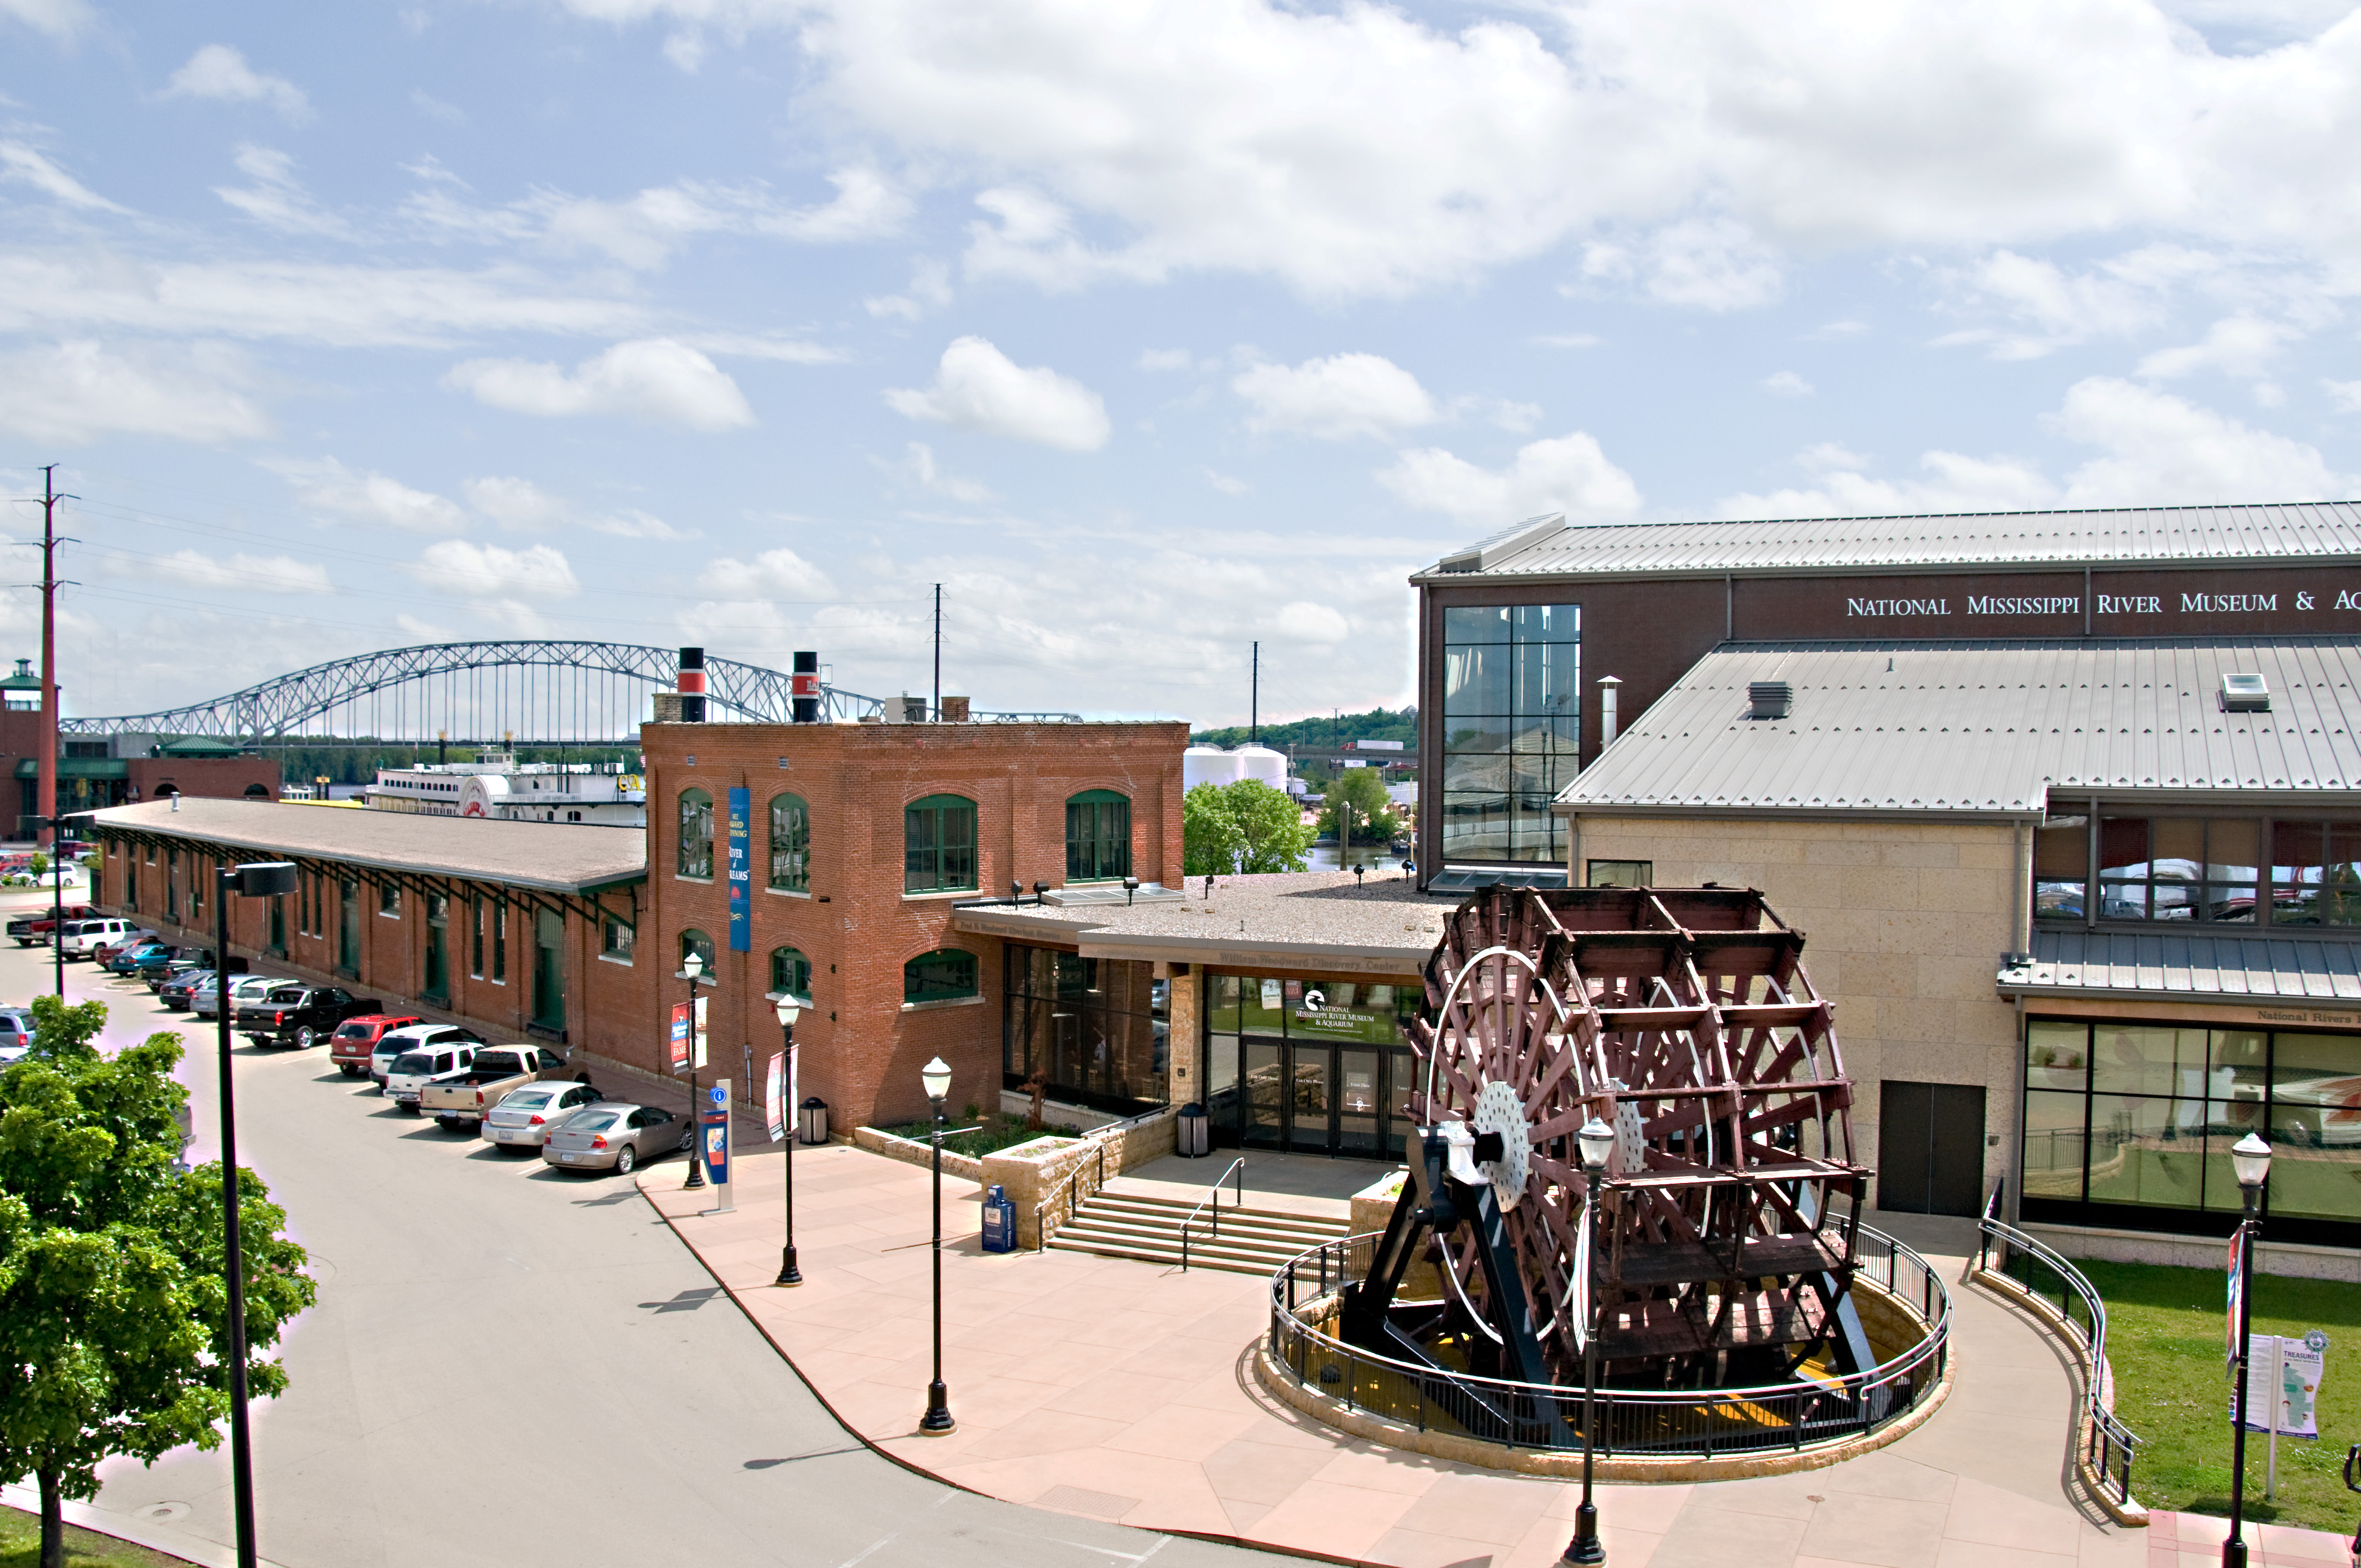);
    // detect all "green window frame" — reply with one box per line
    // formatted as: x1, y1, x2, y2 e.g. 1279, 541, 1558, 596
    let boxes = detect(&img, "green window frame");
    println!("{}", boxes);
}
677, 787, 714, 879
769, 792, 810, 892
679, 927, 716, 974
603, 916, 635, 961
1065, 789, 1131, 882
904, 794, 977, 894
905, 948, 979, 1004
379, 880, 401, 917
770, 945, 811, 999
